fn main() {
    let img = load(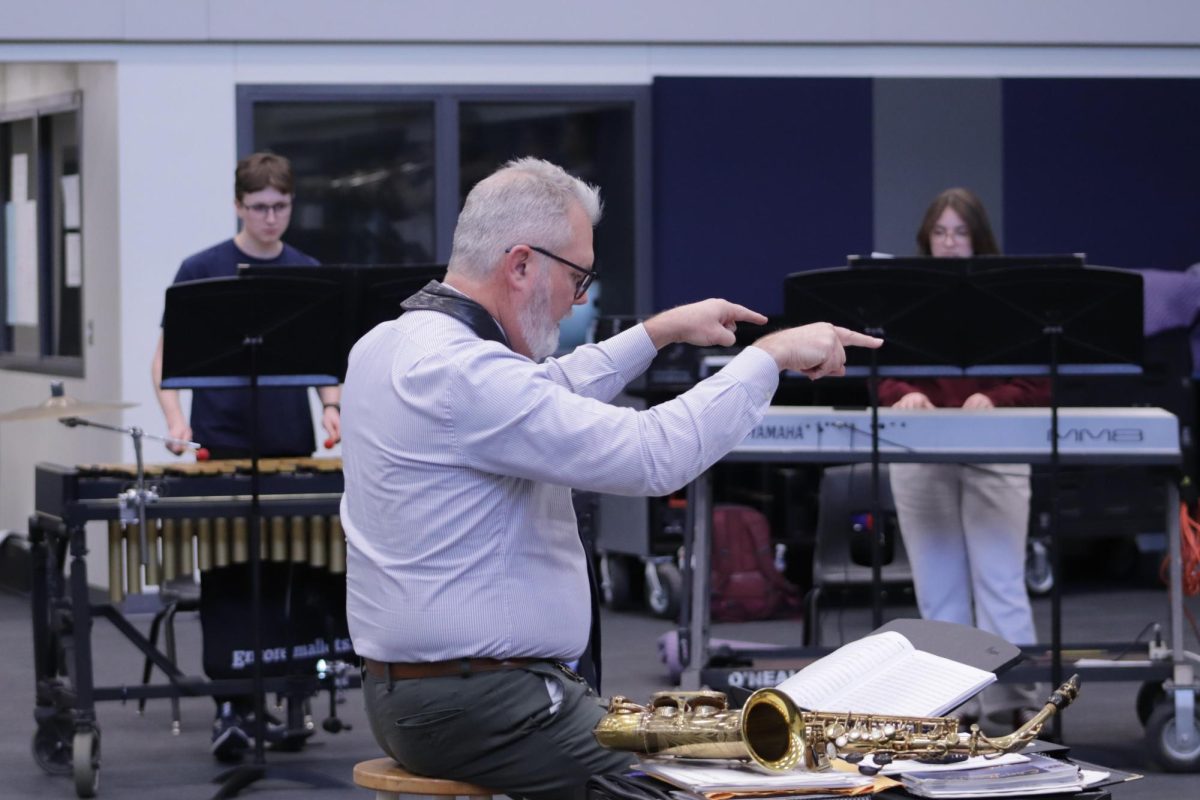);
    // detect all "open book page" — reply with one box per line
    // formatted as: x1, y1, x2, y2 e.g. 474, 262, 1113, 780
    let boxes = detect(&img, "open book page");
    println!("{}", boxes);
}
774, 631, 996, 717
773, 631, 914, 711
